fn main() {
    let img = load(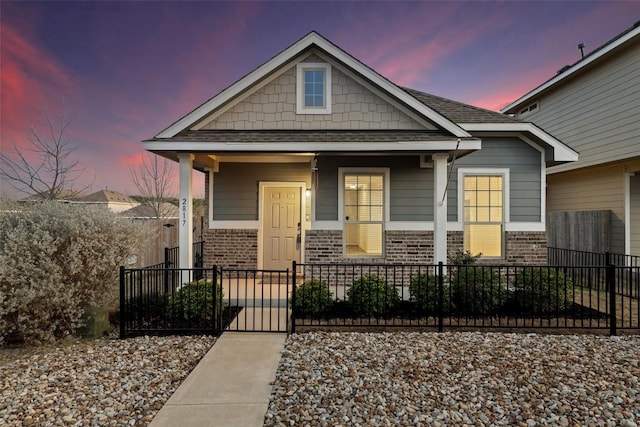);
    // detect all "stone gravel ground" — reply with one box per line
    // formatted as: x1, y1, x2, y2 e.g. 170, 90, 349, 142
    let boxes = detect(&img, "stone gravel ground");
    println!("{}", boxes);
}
0, 335, 216, 426
265, 332, 640, 427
